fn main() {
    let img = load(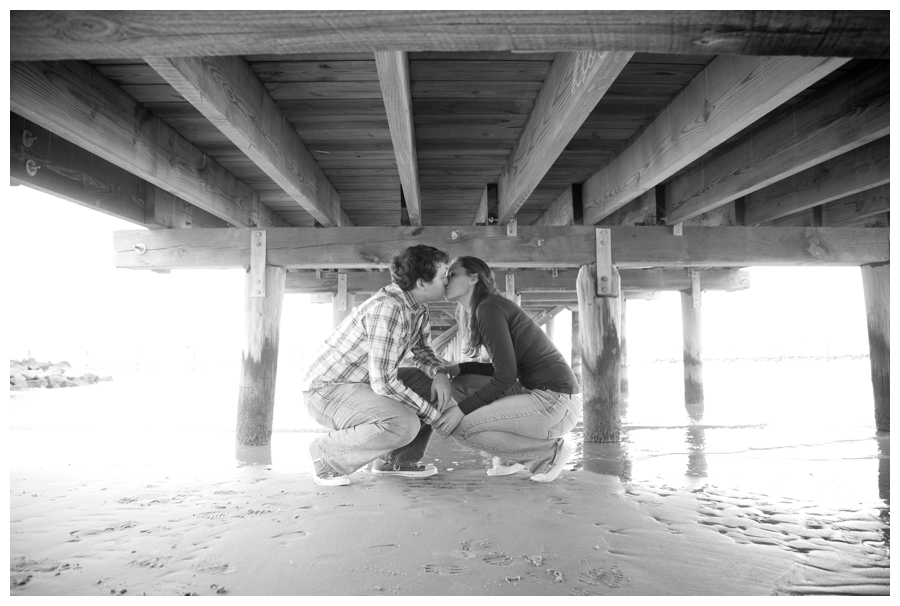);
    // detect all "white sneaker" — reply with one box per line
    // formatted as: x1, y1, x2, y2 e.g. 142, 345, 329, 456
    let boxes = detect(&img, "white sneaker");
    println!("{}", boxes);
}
487, 456, 526, 476
306, 442, 350, 486
530, 438, 573, 483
